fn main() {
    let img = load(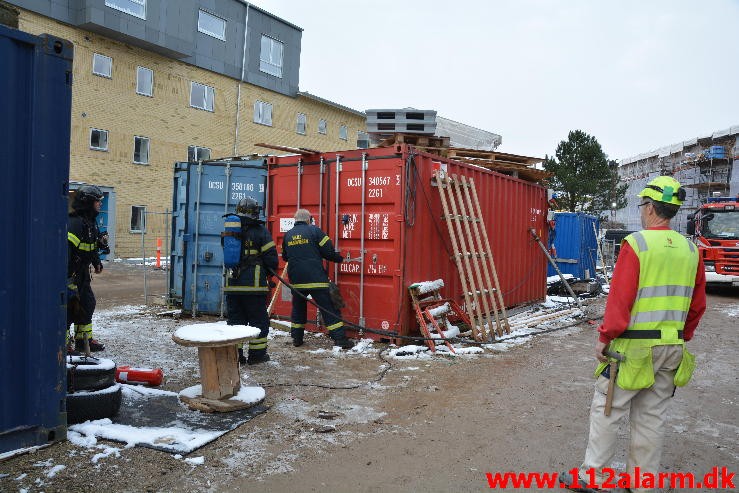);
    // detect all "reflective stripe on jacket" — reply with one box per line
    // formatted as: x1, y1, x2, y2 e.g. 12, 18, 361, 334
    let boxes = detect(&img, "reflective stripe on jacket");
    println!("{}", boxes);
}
610, 229, 698, 352
224, 218, 278, 294
282, 221, 343, 289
